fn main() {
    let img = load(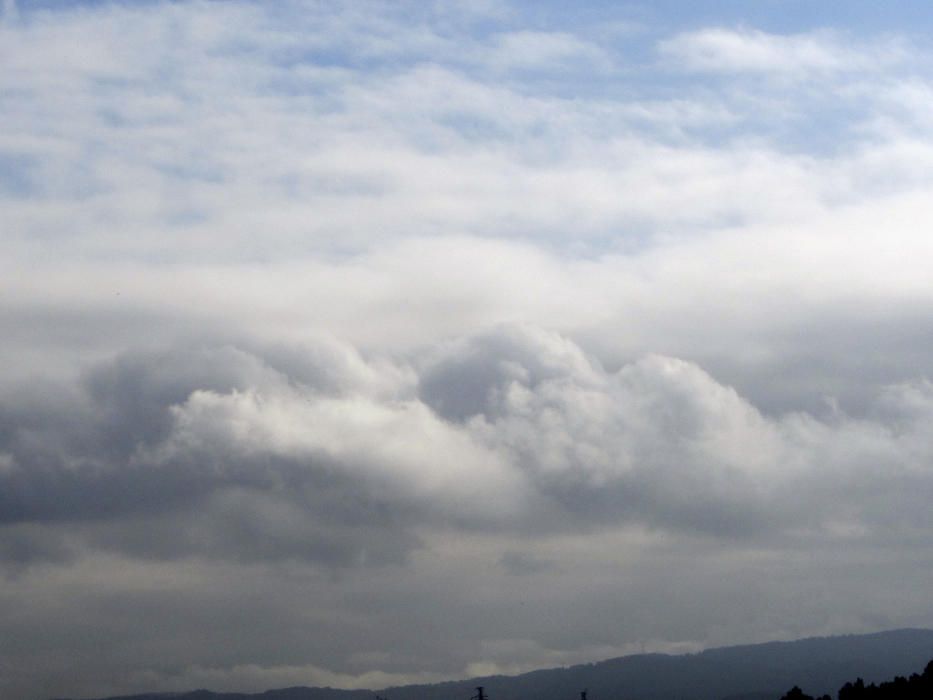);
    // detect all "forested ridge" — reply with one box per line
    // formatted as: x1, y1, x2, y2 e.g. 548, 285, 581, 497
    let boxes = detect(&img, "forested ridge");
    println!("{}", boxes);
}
54, 629, 933, 700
